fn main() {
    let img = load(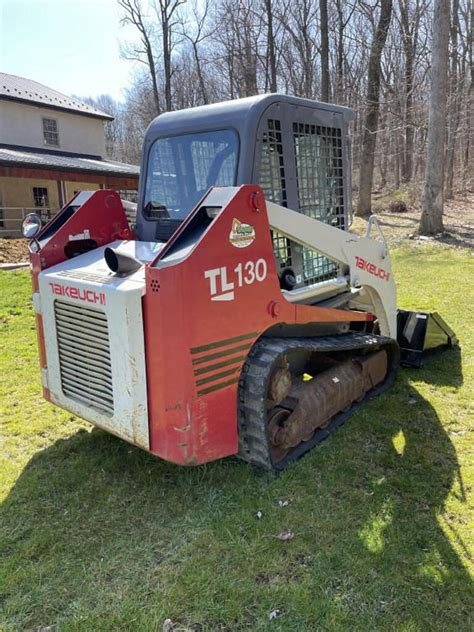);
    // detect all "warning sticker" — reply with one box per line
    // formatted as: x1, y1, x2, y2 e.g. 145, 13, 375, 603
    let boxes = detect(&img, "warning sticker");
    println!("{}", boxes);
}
229, 218, 256, 248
